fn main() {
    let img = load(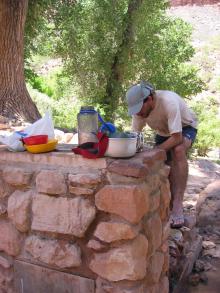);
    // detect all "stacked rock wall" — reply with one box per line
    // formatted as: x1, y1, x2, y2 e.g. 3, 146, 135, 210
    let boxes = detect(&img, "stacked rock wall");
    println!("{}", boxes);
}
0, 148, 170, 293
